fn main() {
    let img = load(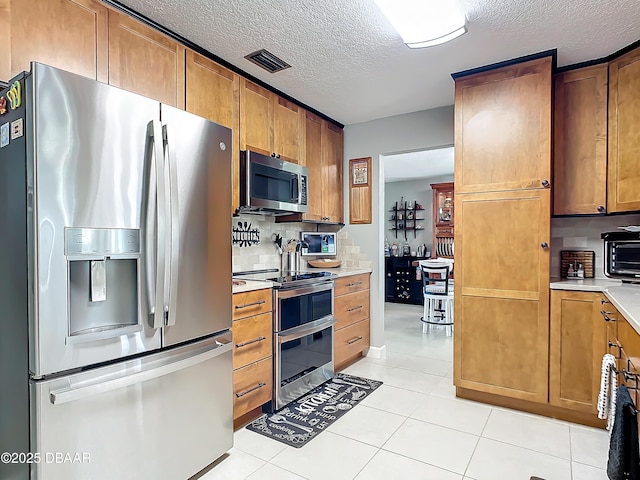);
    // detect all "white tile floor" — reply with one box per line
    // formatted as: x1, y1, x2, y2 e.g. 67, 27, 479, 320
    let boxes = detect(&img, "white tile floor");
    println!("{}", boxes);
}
199, 303, 610, 480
